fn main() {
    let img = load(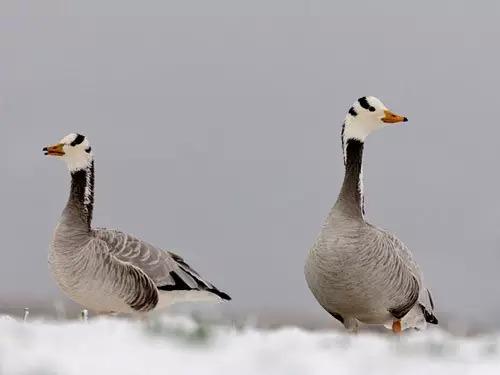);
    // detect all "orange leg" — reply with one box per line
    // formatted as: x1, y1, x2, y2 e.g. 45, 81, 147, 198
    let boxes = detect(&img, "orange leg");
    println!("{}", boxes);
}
392, 320, 402, 334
